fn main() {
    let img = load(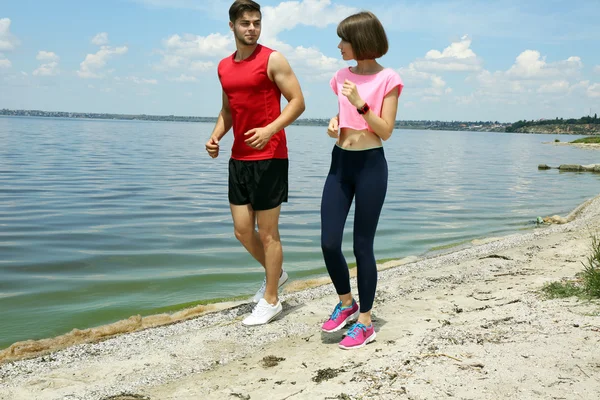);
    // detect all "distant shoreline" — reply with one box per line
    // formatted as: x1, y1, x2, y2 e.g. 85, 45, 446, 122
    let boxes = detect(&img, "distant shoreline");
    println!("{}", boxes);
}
0, 109, 508, 132
4, 109, 600, 135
